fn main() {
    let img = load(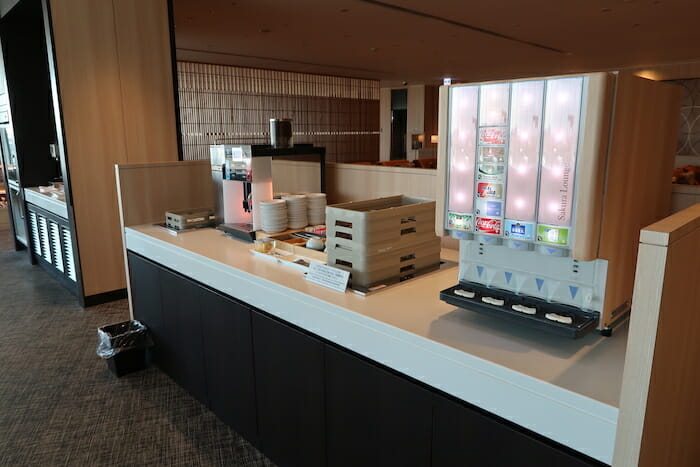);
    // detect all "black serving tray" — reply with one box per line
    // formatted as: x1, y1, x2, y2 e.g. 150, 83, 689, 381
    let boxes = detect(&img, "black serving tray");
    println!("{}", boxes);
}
439, 281, 599, 339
